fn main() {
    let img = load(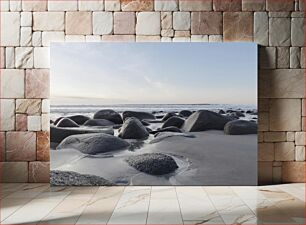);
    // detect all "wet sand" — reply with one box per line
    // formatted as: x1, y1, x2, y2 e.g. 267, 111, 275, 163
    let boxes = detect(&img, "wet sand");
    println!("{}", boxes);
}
51, 130, 257, 186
